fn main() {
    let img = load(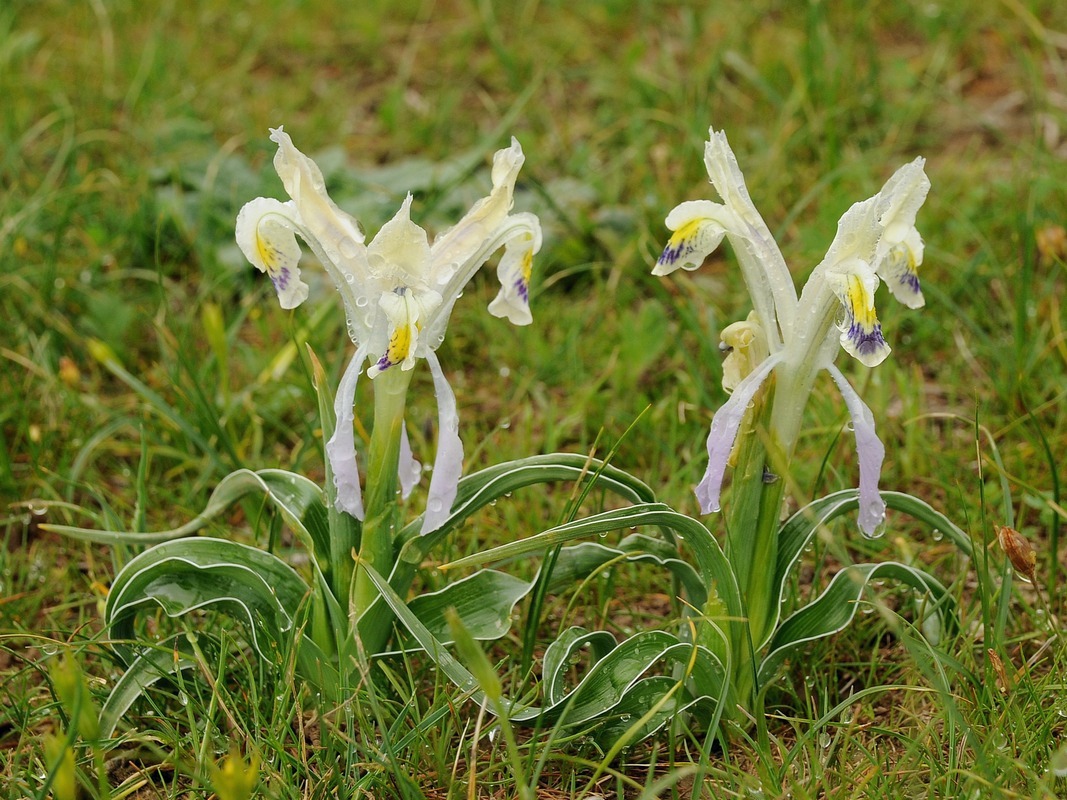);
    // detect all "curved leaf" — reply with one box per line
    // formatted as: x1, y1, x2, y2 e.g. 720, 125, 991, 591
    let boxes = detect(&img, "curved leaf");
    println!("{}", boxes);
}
548, 537, 706, 607
404, 569, 532, 645
44, 468, 332, 564
361, 560, 726, 735
763, 489, 972, 653
106, 537, 312, 665
542, 627, 618, 705
758, 560, 956, 685
99, 636, 197, 738
397, 453, 657, 557
441, 503, 742, 662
